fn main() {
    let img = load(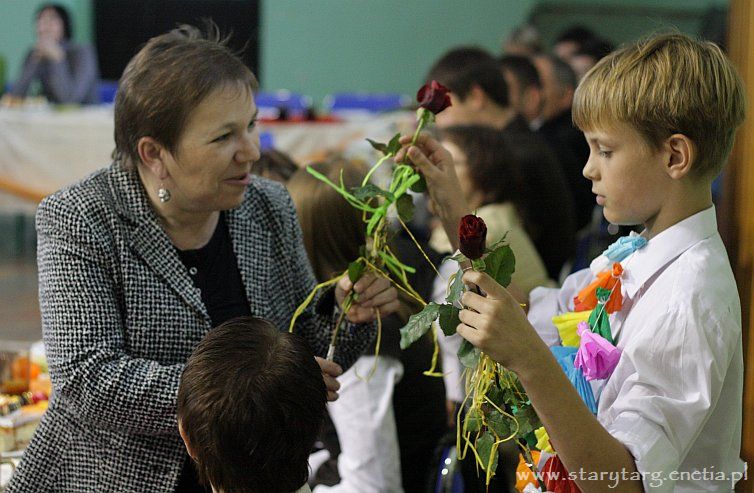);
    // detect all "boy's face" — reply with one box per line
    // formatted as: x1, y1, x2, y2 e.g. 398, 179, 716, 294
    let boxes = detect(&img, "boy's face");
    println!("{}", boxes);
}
582, 123, 670, 228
